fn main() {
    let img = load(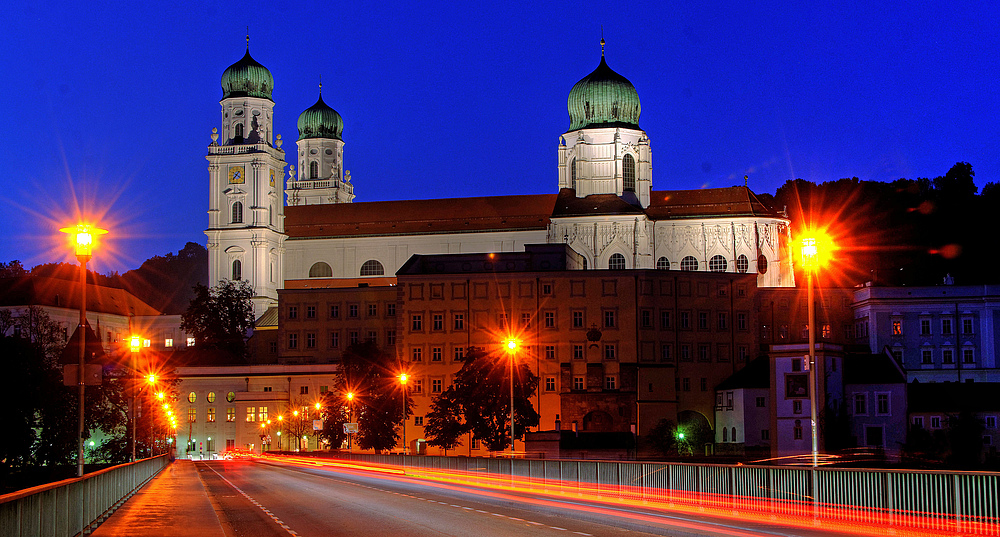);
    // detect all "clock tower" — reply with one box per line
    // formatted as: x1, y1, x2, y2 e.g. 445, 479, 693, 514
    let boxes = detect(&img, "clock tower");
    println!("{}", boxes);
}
206, 41, 287, 317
